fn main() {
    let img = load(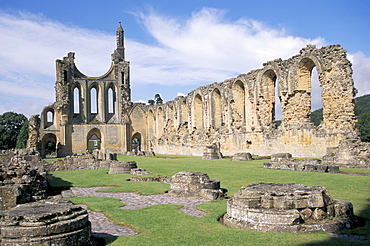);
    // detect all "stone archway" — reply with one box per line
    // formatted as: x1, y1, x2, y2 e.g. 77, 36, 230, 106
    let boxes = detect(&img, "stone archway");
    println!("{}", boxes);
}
193, 94, 204, 129
132, 132, 141, 153
41, 133, 57, 158
87, 128, 102, 151
211, 88, 222, 129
